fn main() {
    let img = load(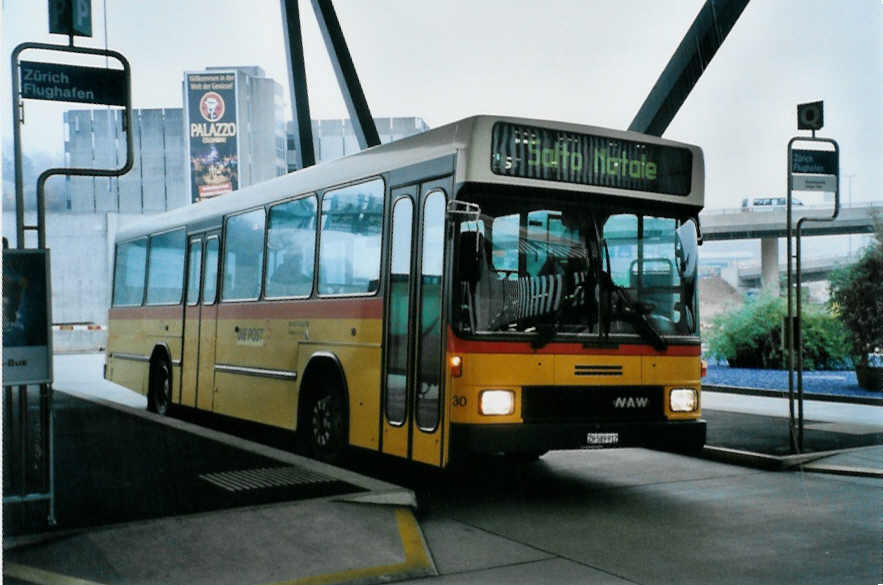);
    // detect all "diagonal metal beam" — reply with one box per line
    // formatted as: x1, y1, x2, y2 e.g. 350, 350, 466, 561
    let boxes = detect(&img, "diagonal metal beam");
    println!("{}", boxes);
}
311, 0, 380, 149
280, 0, 316, 169
629, 0, 750, 136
